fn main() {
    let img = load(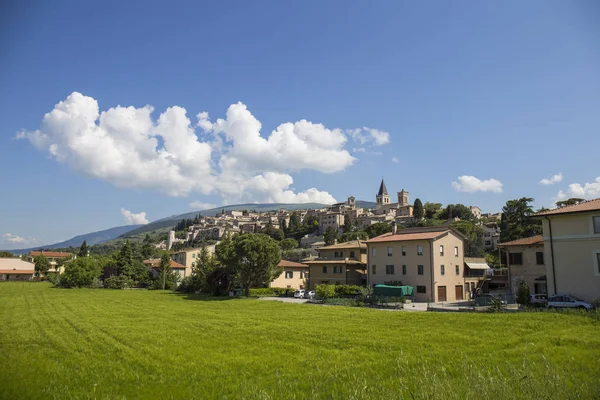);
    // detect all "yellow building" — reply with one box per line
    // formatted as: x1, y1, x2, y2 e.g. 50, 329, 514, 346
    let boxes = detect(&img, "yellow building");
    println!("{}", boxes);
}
498, 235, 547, 296
534, 199, 600, 302
170, 245, 216, 277
26, 251, 73, 274
270, 260, 309, 289
367, 226, 466, 303
304, 240, 367, 289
